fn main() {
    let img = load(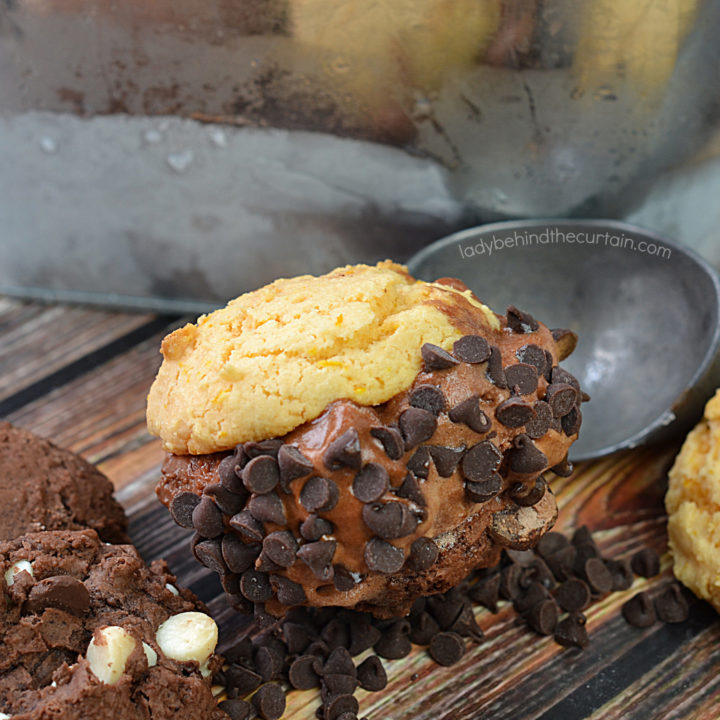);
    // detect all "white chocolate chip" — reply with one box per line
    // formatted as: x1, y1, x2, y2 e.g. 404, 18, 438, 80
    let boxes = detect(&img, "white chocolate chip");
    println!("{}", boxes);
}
4, 560, 33, 587
142, 642, 158, 668
165, 583, 179, 596
86, 626, 137, 685
155, 612, 218, 667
